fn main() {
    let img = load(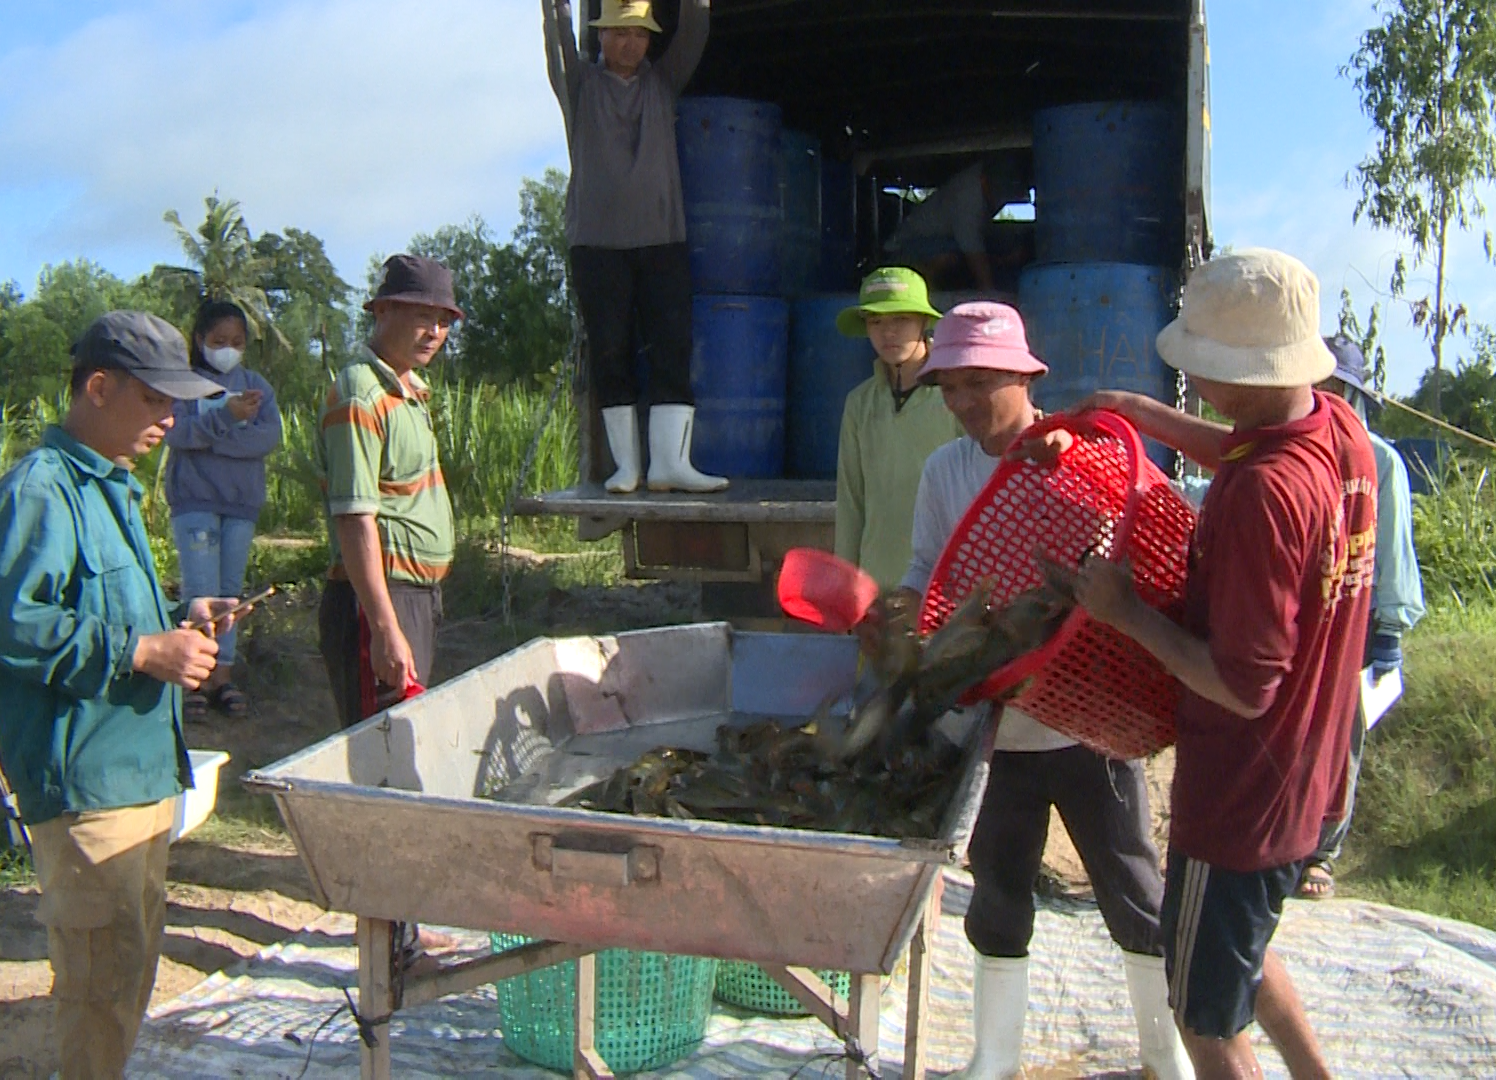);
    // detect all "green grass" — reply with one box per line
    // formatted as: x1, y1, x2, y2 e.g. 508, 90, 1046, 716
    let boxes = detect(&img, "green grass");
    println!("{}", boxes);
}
1410, 457, 1496, 607
0, 844, 33, 889
1341, 601, 1496, 928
